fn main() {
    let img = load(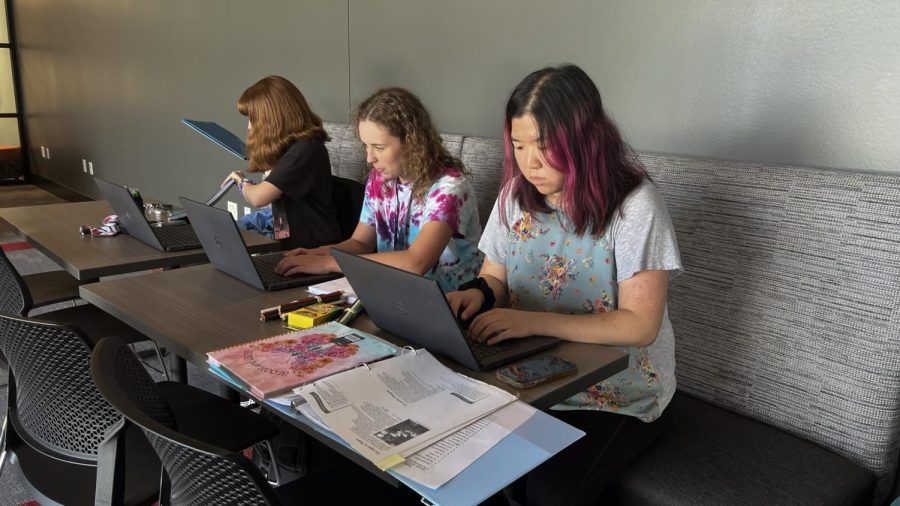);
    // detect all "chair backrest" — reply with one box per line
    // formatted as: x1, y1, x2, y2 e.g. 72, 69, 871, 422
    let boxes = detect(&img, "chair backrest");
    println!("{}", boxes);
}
91, 337, 281, 506
0, 247, 33, 316
0, 314, 118, 464
322, 121, 508, 228
330, 175, 365, 240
